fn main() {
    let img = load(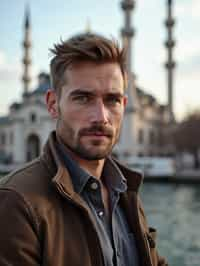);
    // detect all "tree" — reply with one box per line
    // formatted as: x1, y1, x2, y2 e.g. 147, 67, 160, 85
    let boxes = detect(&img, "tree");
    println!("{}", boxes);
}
173, 111, 200, 169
